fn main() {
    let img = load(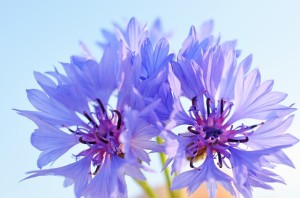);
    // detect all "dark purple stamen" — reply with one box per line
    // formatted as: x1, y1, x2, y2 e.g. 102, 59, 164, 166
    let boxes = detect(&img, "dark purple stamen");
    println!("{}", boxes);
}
190, 156, 195, 168
192, 96, 197, 110
112, 110, 122, 129
79, 137, 96, 144
84, 111, 98, 127
188, 126, 199, 134
93, 165, 100, 175
220, 98, 224, 114
62, 125, 80, 135
96, 132, 109, 144
96, 98, 106, 115
191, 96, 202, 121
68, 128, 75, 133
249, 125, 258, 129
68, 128, 81, 135
206, 98, 211, 116
228, 137, 249, 143
248, 123, 264, 129
204, 127, 222, 140
217, 152, 223, 168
